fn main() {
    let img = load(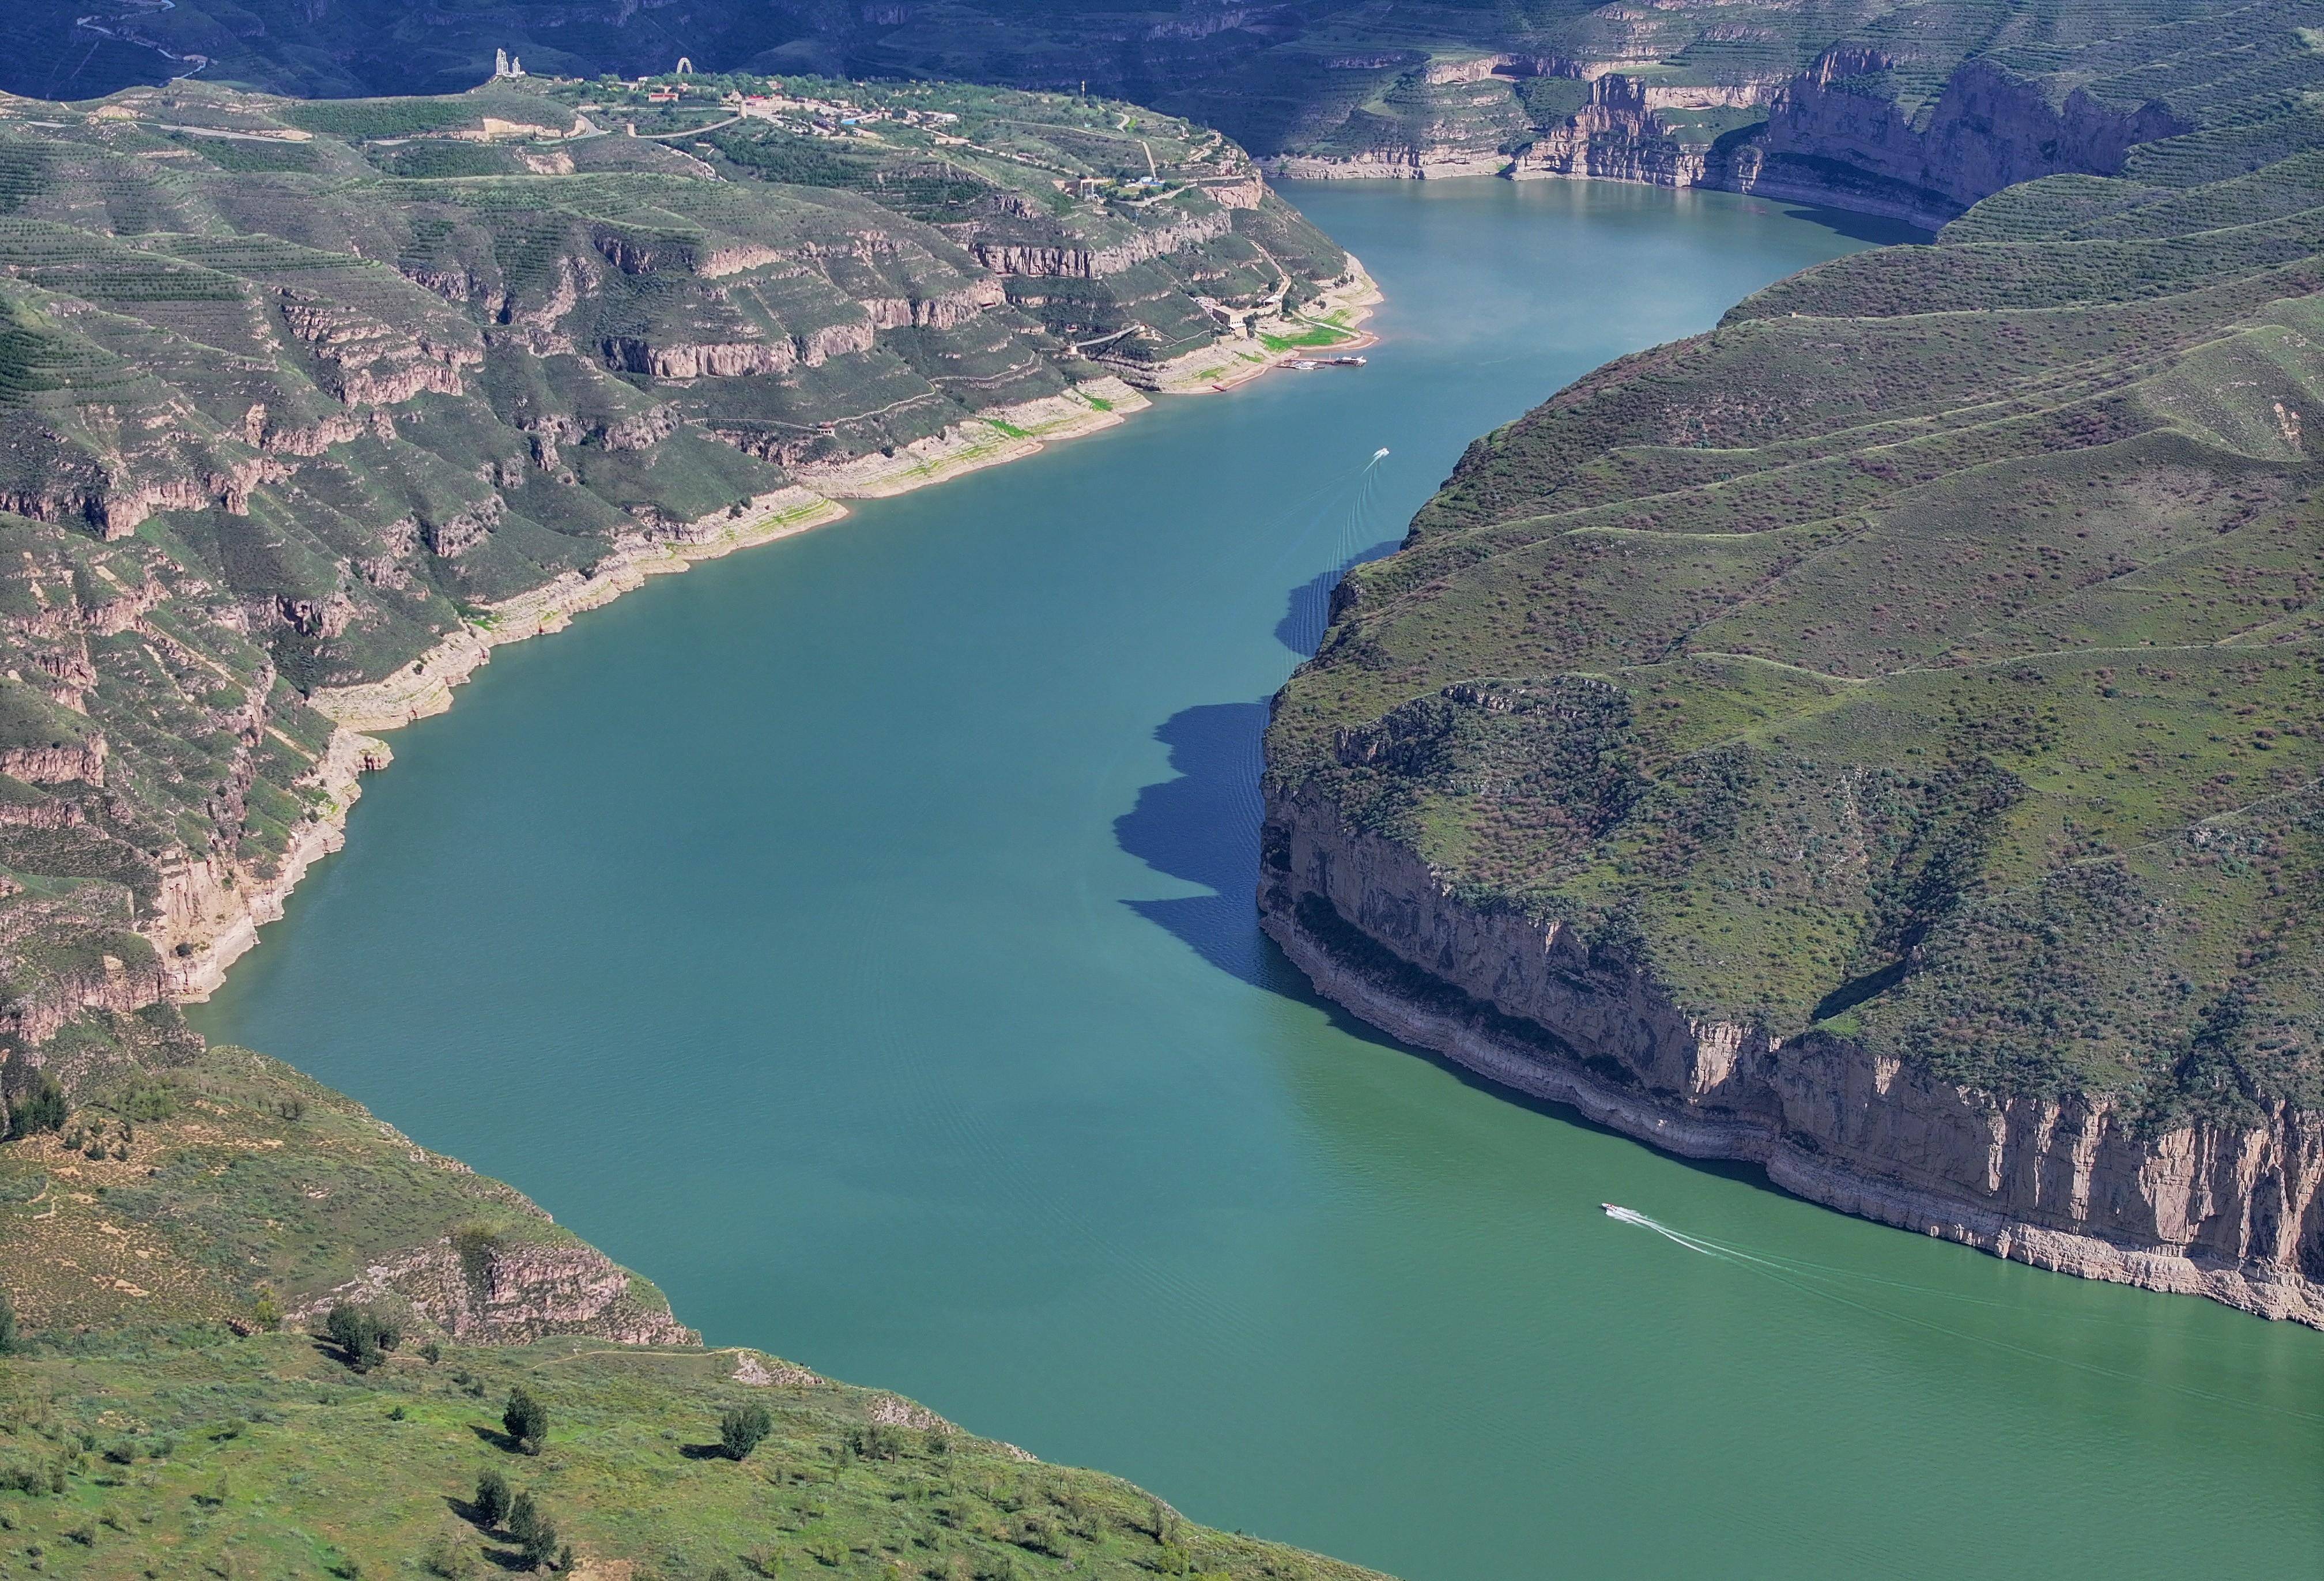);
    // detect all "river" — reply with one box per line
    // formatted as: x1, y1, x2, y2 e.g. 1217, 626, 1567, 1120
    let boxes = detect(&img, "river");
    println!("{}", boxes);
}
194, 177, 2324, 1580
